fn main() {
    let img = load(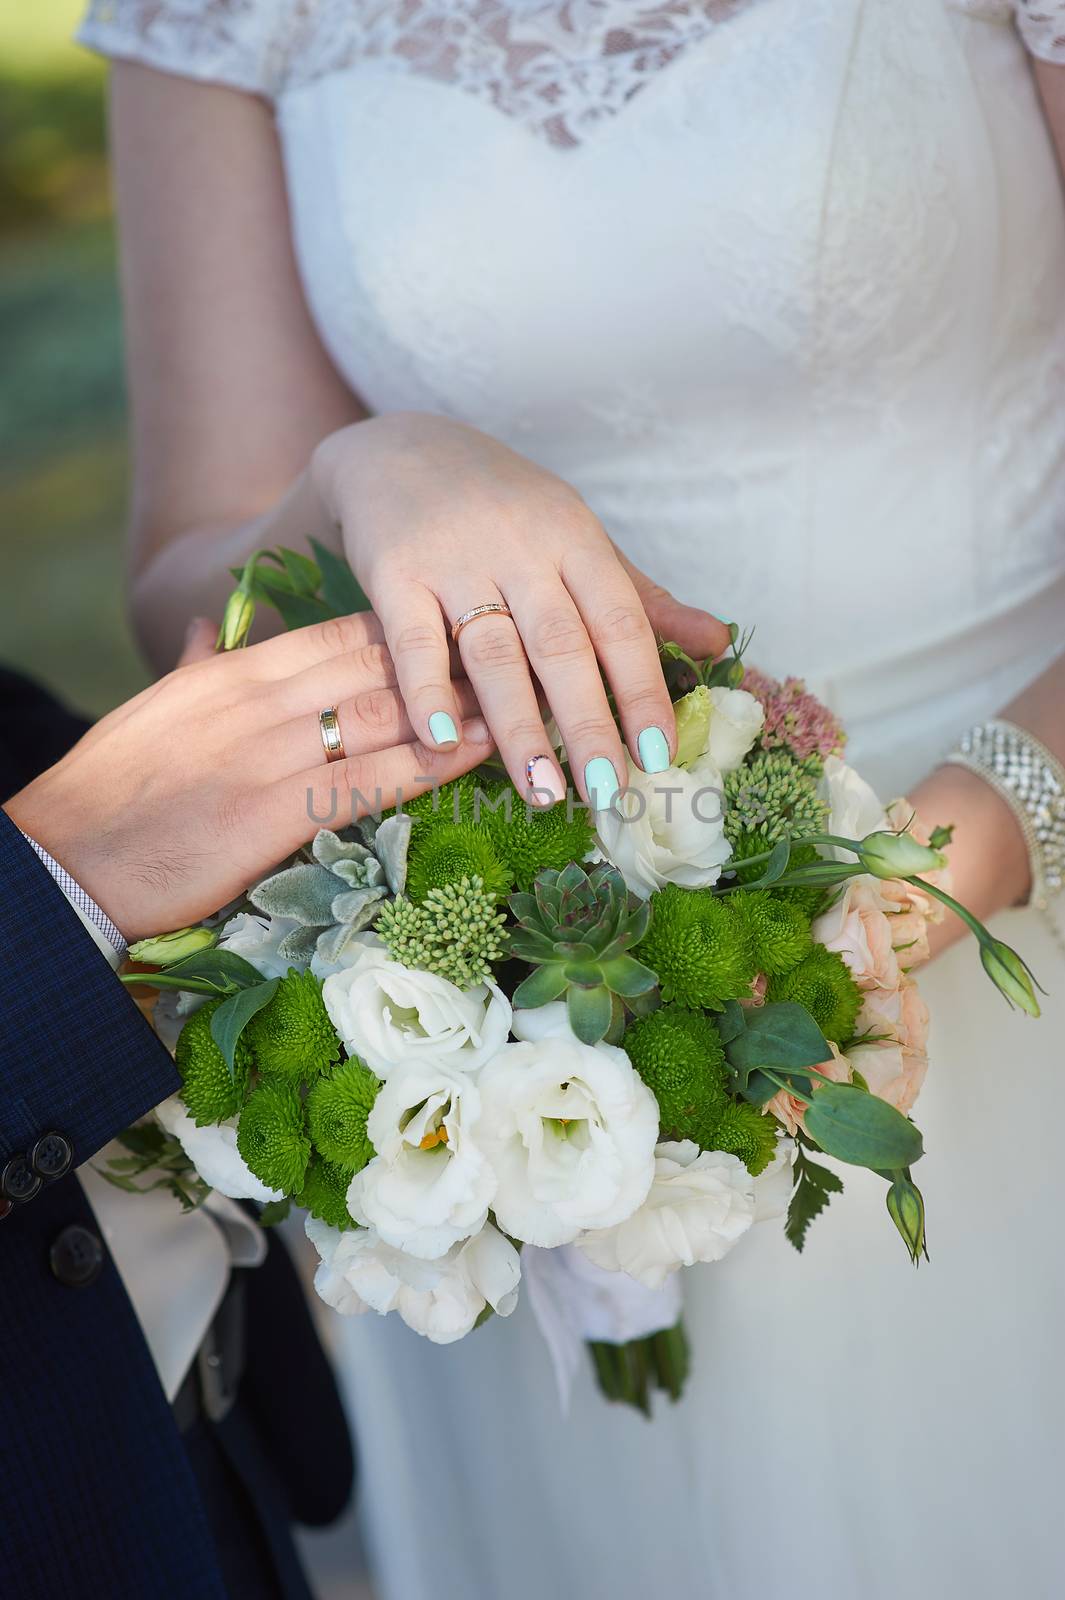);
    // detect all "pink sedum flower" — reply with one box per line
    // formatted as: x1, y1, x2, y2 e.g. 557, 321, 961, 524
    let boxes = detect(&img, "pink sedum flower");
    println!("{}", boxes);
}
740, 669, 846, 764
